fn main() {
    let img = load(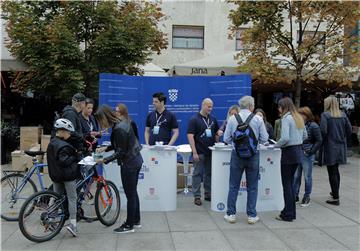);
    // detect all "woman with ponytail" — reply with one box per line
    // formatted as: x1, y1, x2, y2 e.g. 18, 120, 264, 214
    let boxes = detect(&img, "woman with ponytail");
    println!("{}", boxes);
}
275, 97, 307, 222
